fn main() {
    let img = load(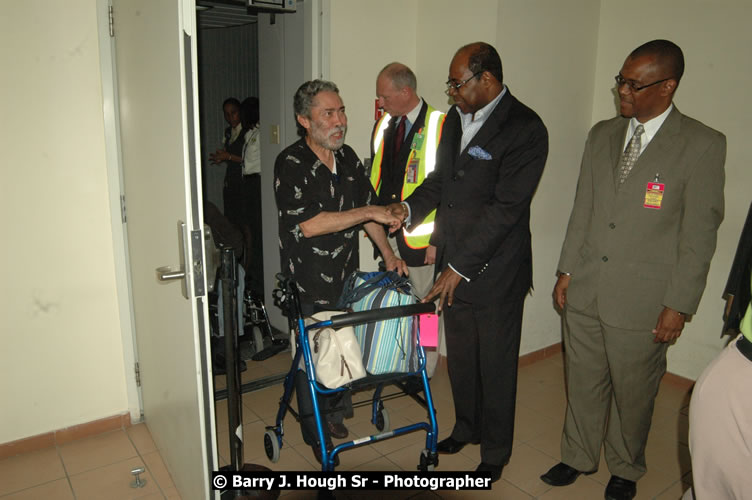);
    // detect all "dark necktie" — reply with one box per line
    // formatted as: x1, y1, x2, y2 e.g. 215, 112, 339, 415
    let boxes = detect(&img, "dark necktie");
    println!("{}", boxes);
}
393, 116, 406, 160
